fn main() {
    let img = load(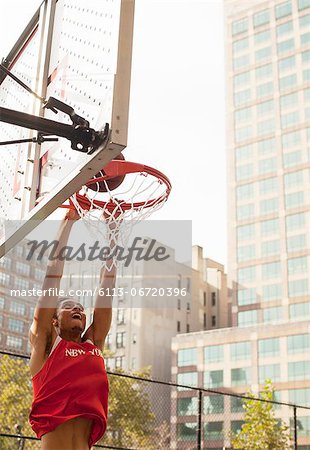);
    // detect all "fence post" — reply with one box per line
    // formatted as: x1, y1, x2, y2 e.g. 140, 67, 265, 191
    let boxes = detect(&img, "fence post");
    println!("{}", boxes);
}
197, 389, 202, 450
293, 406, 298, 450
